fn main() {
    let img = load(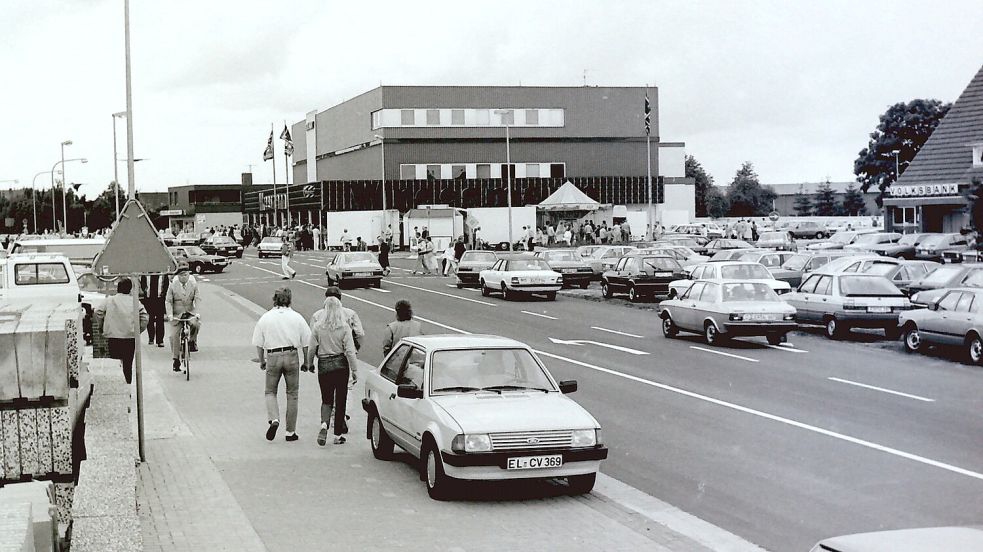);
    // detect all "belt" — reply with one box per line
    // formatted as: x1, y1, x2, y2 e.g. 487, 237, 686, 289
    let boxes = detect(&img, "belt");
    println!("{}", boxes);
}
266, 346, 296, 354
